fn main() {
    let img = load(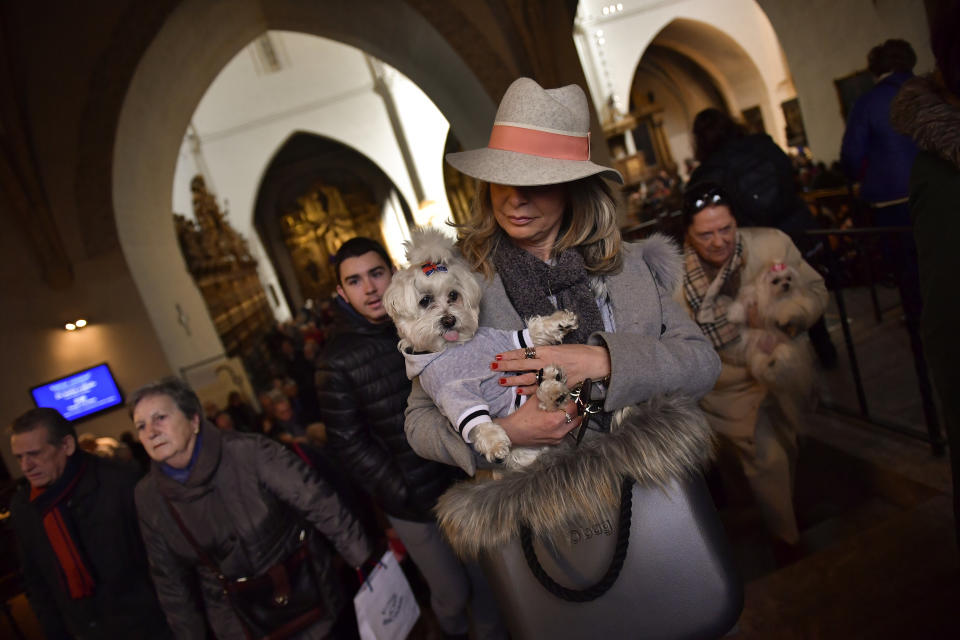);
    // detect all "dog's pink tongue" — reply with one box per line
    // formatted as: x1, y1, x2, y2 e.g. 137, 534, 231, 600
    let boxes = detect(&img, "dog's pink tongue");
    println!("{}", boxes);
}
442, 330, 460, 342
